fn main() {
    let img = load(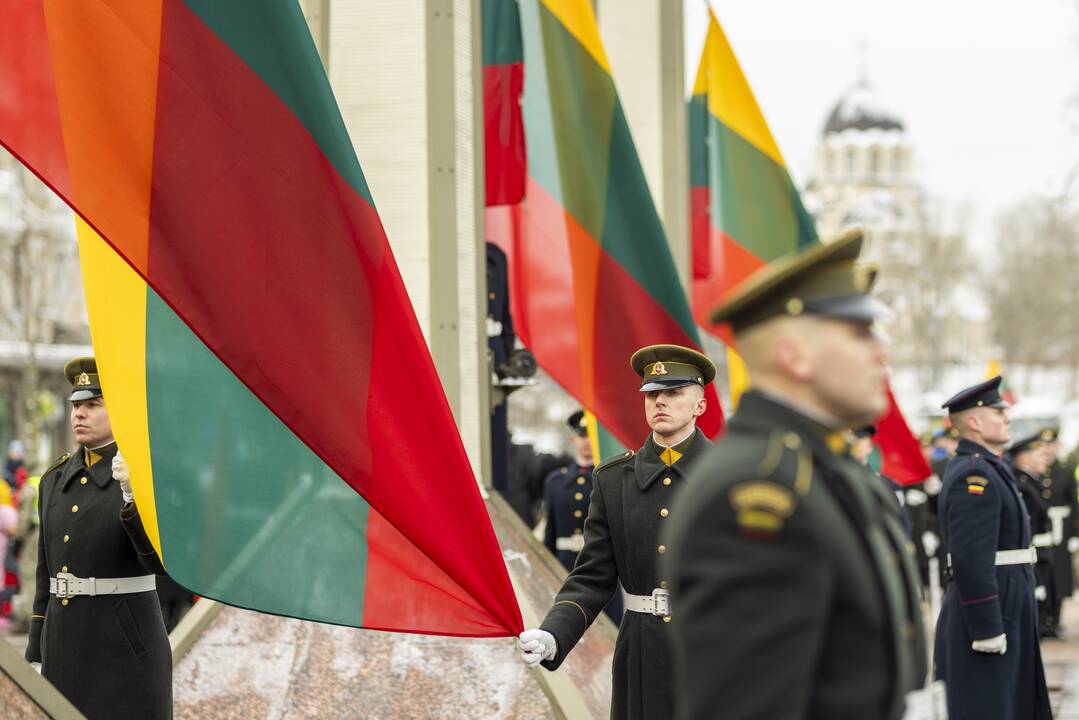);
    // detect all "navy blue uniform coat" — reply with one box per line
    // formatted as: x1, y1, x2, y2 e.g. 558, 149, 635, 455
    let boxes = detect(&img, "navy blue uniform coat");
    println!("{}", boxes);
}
933, 439, 1051, 719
